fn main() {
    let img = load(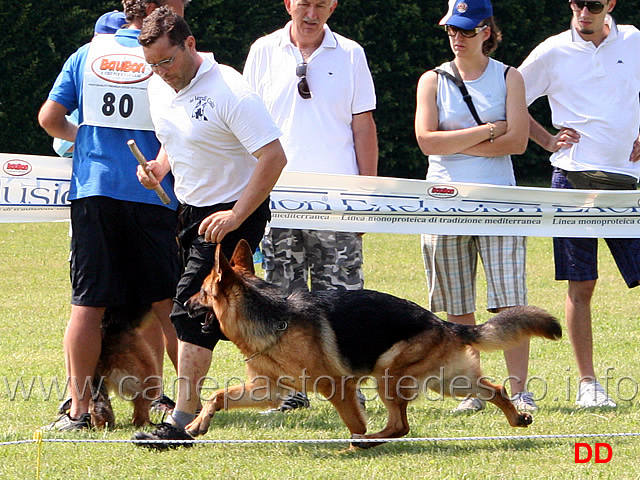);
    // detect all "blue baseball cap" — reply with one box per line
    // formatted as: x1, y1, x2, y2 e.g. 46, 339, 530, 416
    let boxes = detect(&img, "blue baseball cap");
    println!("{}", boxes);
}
94, 11, 127, 34
439, 0, 493, 29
